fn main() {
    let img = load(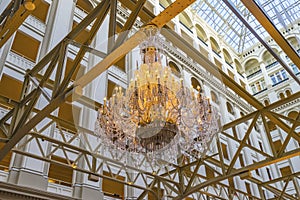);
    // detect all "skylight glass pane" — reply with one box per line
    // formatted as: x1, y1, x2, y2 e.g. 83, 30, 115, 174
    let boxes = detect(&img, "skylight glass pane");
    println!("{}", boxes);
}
192, 0, 300, 54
